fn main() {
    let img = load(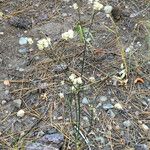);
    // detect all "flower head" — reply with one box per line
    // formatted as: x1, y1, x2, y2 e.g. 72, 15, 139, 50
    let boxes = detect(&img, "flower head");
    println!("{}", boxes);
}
73, 3, 78, 10
93, 1, 103, 11
37, 37, 51, 50
69, 74, 76, 82
62, 29, 74, 40
27, 38, 34, 45
76, 77, 83, 85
